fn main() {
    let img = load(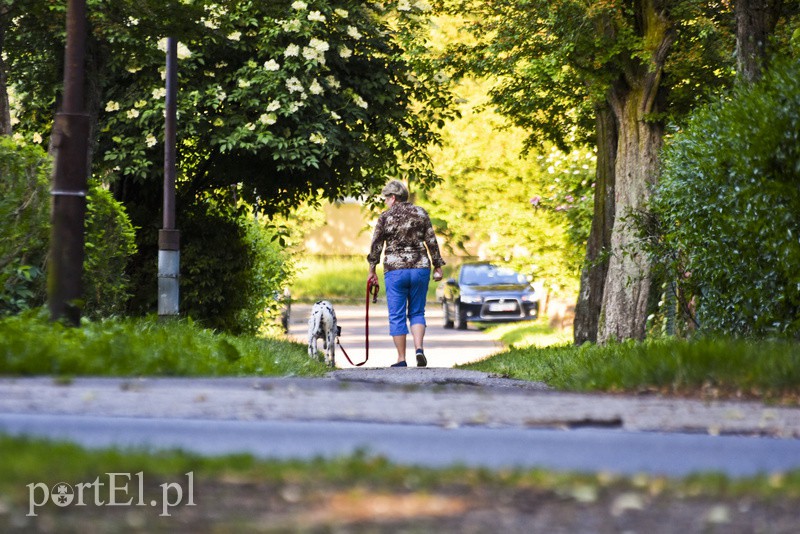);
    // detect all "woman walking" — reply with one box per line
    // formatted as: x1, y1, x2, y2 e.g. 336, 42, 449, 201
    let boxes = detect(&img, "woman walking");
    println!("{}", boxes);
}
367, 180, 445, 367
